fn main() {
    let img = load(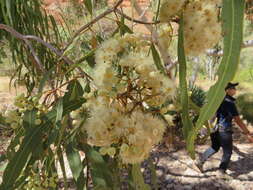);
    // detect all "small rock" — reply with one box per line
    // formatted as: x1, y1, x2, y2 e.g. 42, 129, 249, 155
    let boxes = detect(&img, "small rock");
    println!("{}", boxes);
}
183, 185, 193, 190
164, 175, 174, 184
174, 184, 184, 190
166, 183, 174, 189
238, 174, 248, 180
